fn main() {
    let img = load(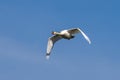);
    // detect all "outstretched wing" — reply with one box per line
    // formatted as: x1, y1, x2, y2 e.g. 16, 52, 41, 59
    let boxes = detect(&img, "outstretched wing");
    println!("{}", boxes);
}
67, 28, 81, 34
46, 35, 62, 59
68, 28, 91, 44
